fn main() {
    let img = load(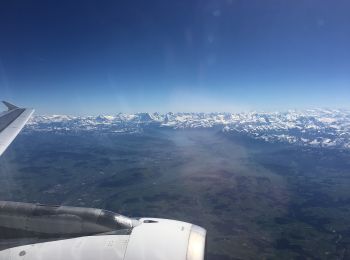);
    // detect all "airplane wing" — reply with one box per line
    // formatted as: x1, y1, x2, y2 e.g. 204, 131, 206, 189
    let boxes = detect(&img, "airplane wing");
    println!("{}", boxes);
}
0, 101, 34, 156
